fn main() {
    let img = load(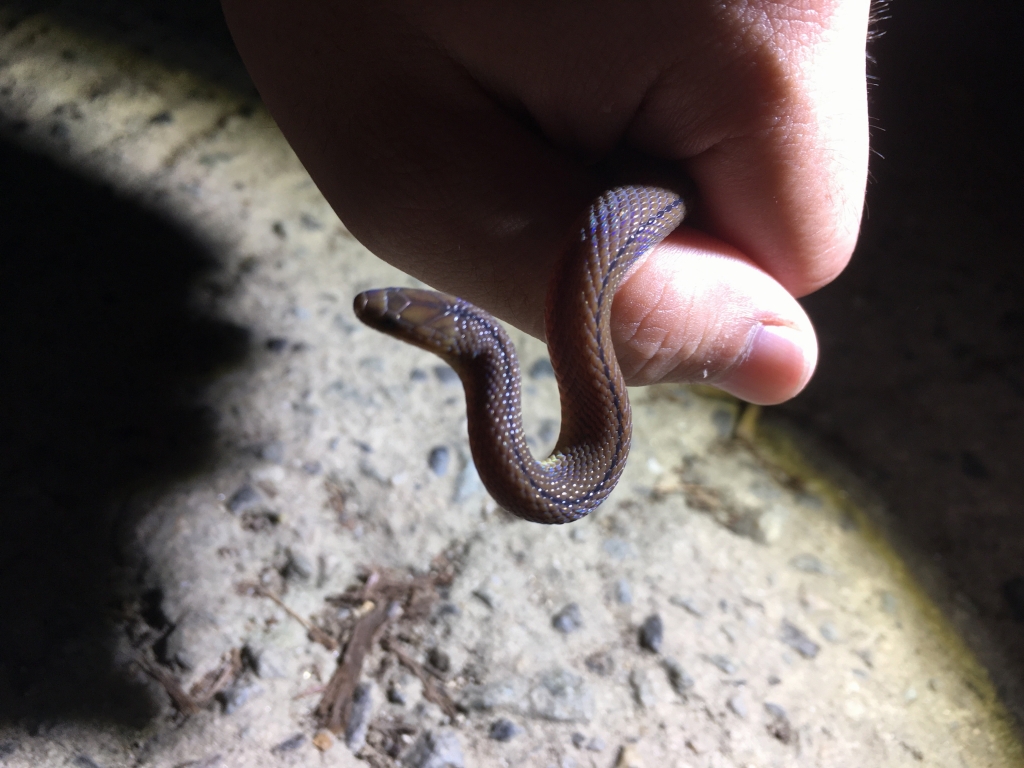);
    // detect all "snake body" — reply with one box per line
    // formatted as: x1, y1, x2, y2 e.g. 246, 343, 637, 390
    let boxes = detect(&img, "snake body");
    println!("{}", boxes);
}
354, 186, 686, 524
